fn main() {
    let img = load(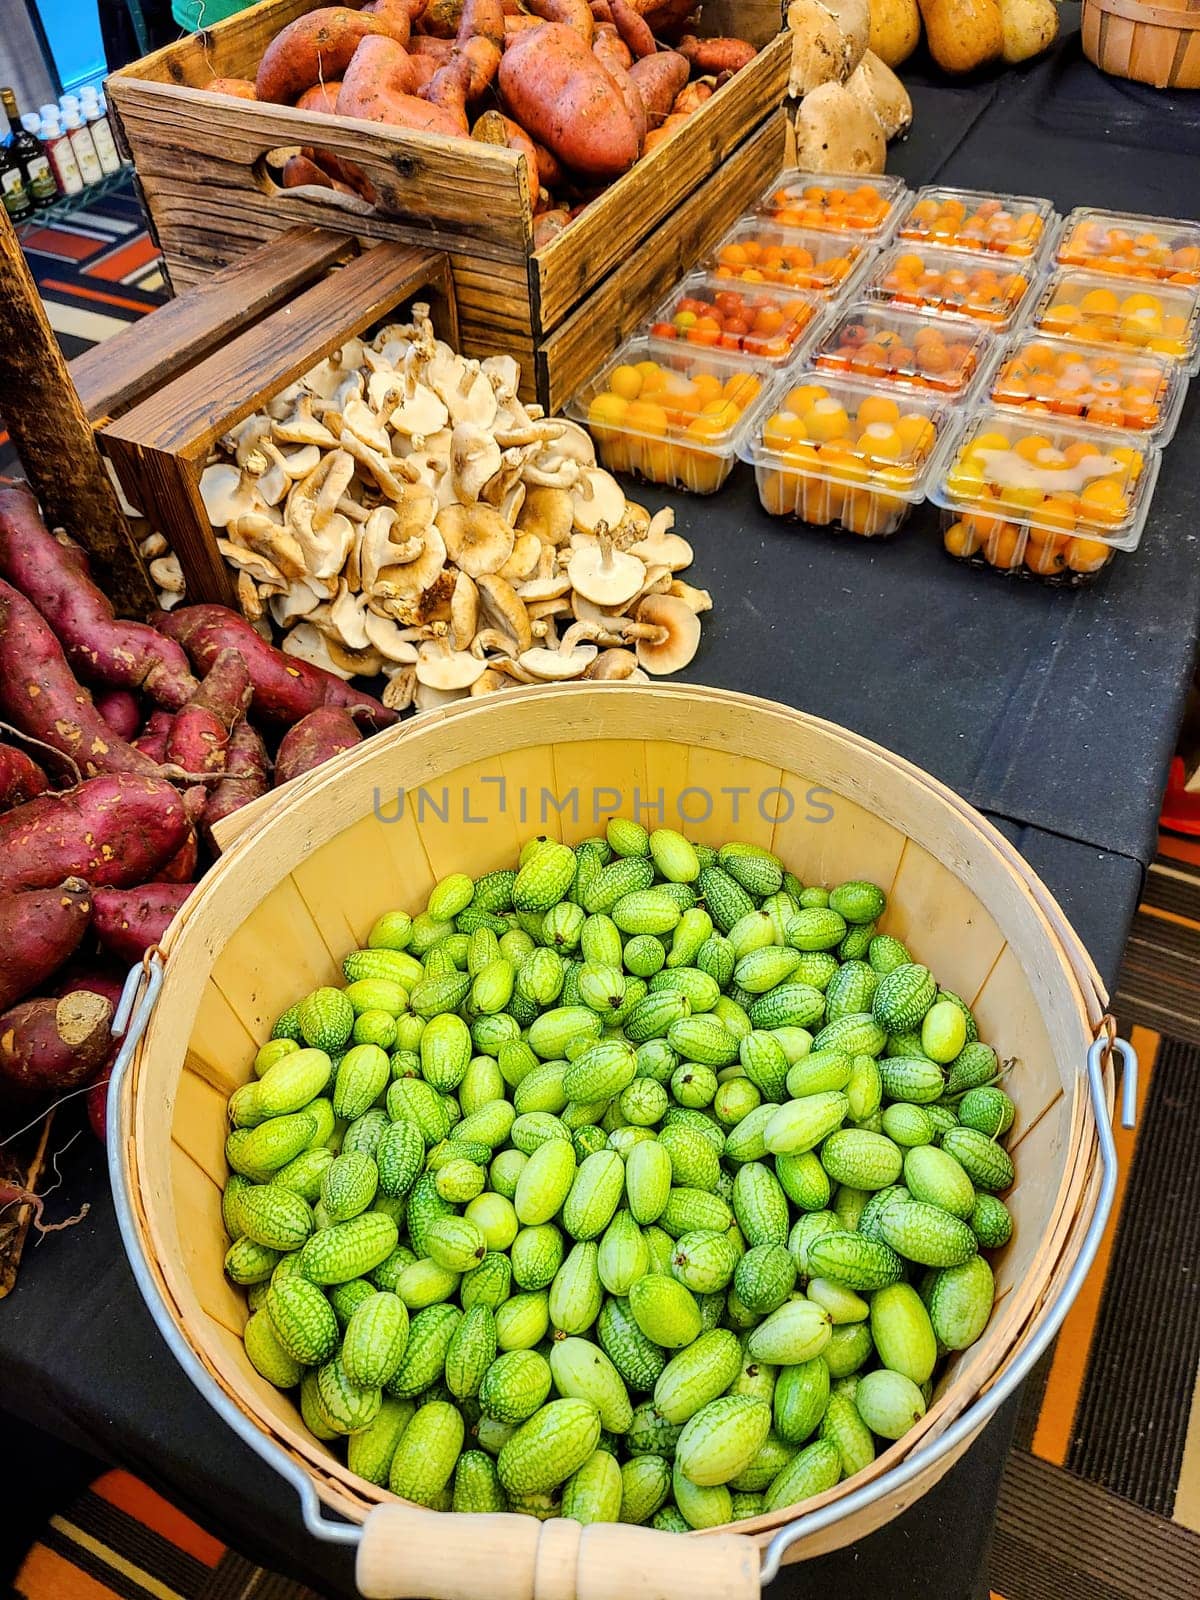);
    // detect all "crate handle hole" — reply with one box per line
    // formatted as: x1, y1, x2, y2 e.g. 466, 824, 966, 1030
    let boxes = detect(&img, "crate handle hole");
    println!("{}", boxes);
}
256, 150, 379, 219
